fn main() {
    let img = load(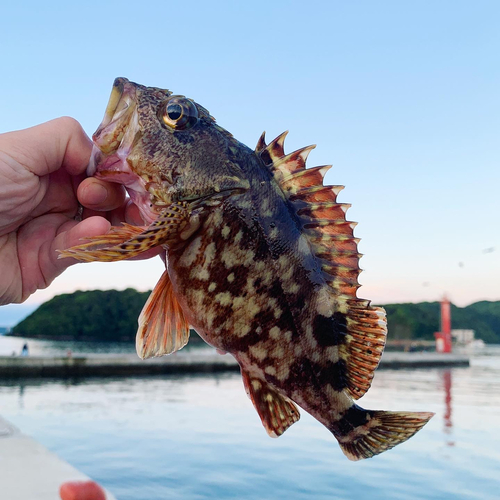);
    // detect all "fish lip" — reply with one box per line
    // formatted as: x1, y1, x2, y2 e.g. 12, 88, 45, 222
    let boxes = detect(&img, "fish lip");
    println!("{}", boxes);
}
87, 78, 140, 177
93, 77, 131, 136
85, 77, 161, 225
87, 149, 137, 183
92, 78, 138, 151
96, 77, 126, 131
